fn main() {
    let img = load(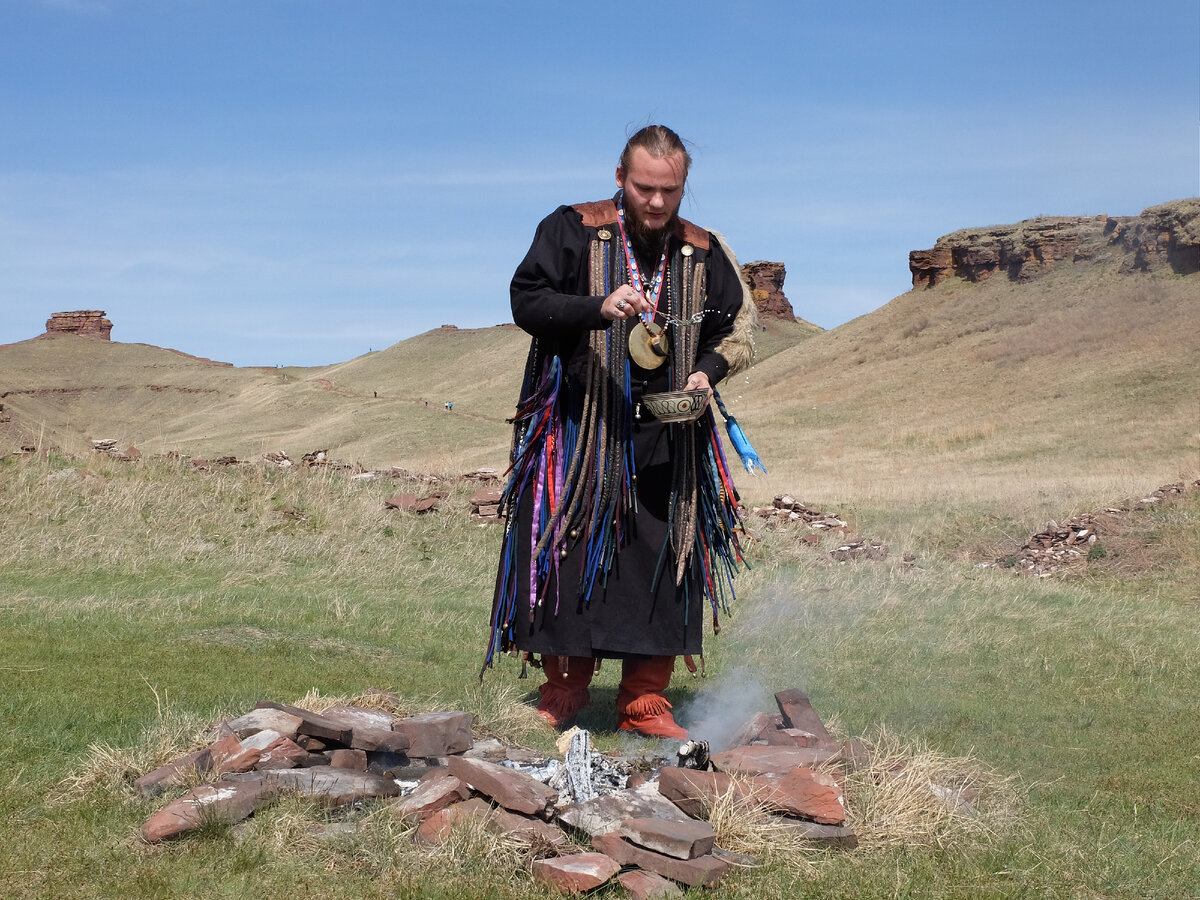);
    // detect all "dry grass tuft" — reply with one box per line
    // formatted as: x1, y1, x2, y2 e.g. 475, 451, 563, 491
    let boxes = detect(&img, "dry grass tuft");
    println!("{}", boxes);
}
703, 780, 820, 875
56, 705, 211, 802
351, 804, 532, 890
456, 680, 546, 746
839, 726, 1022, 850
